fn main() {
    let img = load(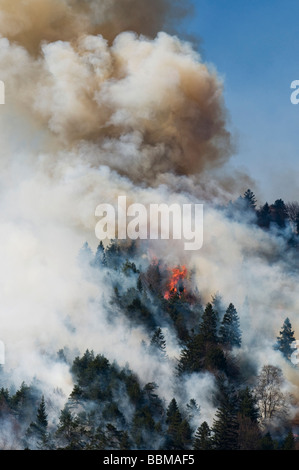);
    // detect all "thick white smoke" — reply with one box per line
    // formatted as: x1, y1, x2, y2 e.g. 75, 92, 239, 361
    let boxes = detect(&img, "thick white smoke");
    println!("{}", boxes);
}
0, 0, 298, 446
